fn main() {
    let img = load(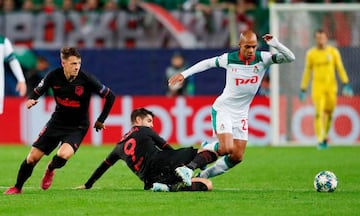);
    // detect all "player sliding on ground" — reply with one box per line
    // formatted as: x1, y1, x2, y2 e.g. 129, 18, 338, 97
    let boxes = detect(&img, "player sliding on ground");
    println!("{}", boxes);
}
169, 30, 295, 179
76, 108, 217, 192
